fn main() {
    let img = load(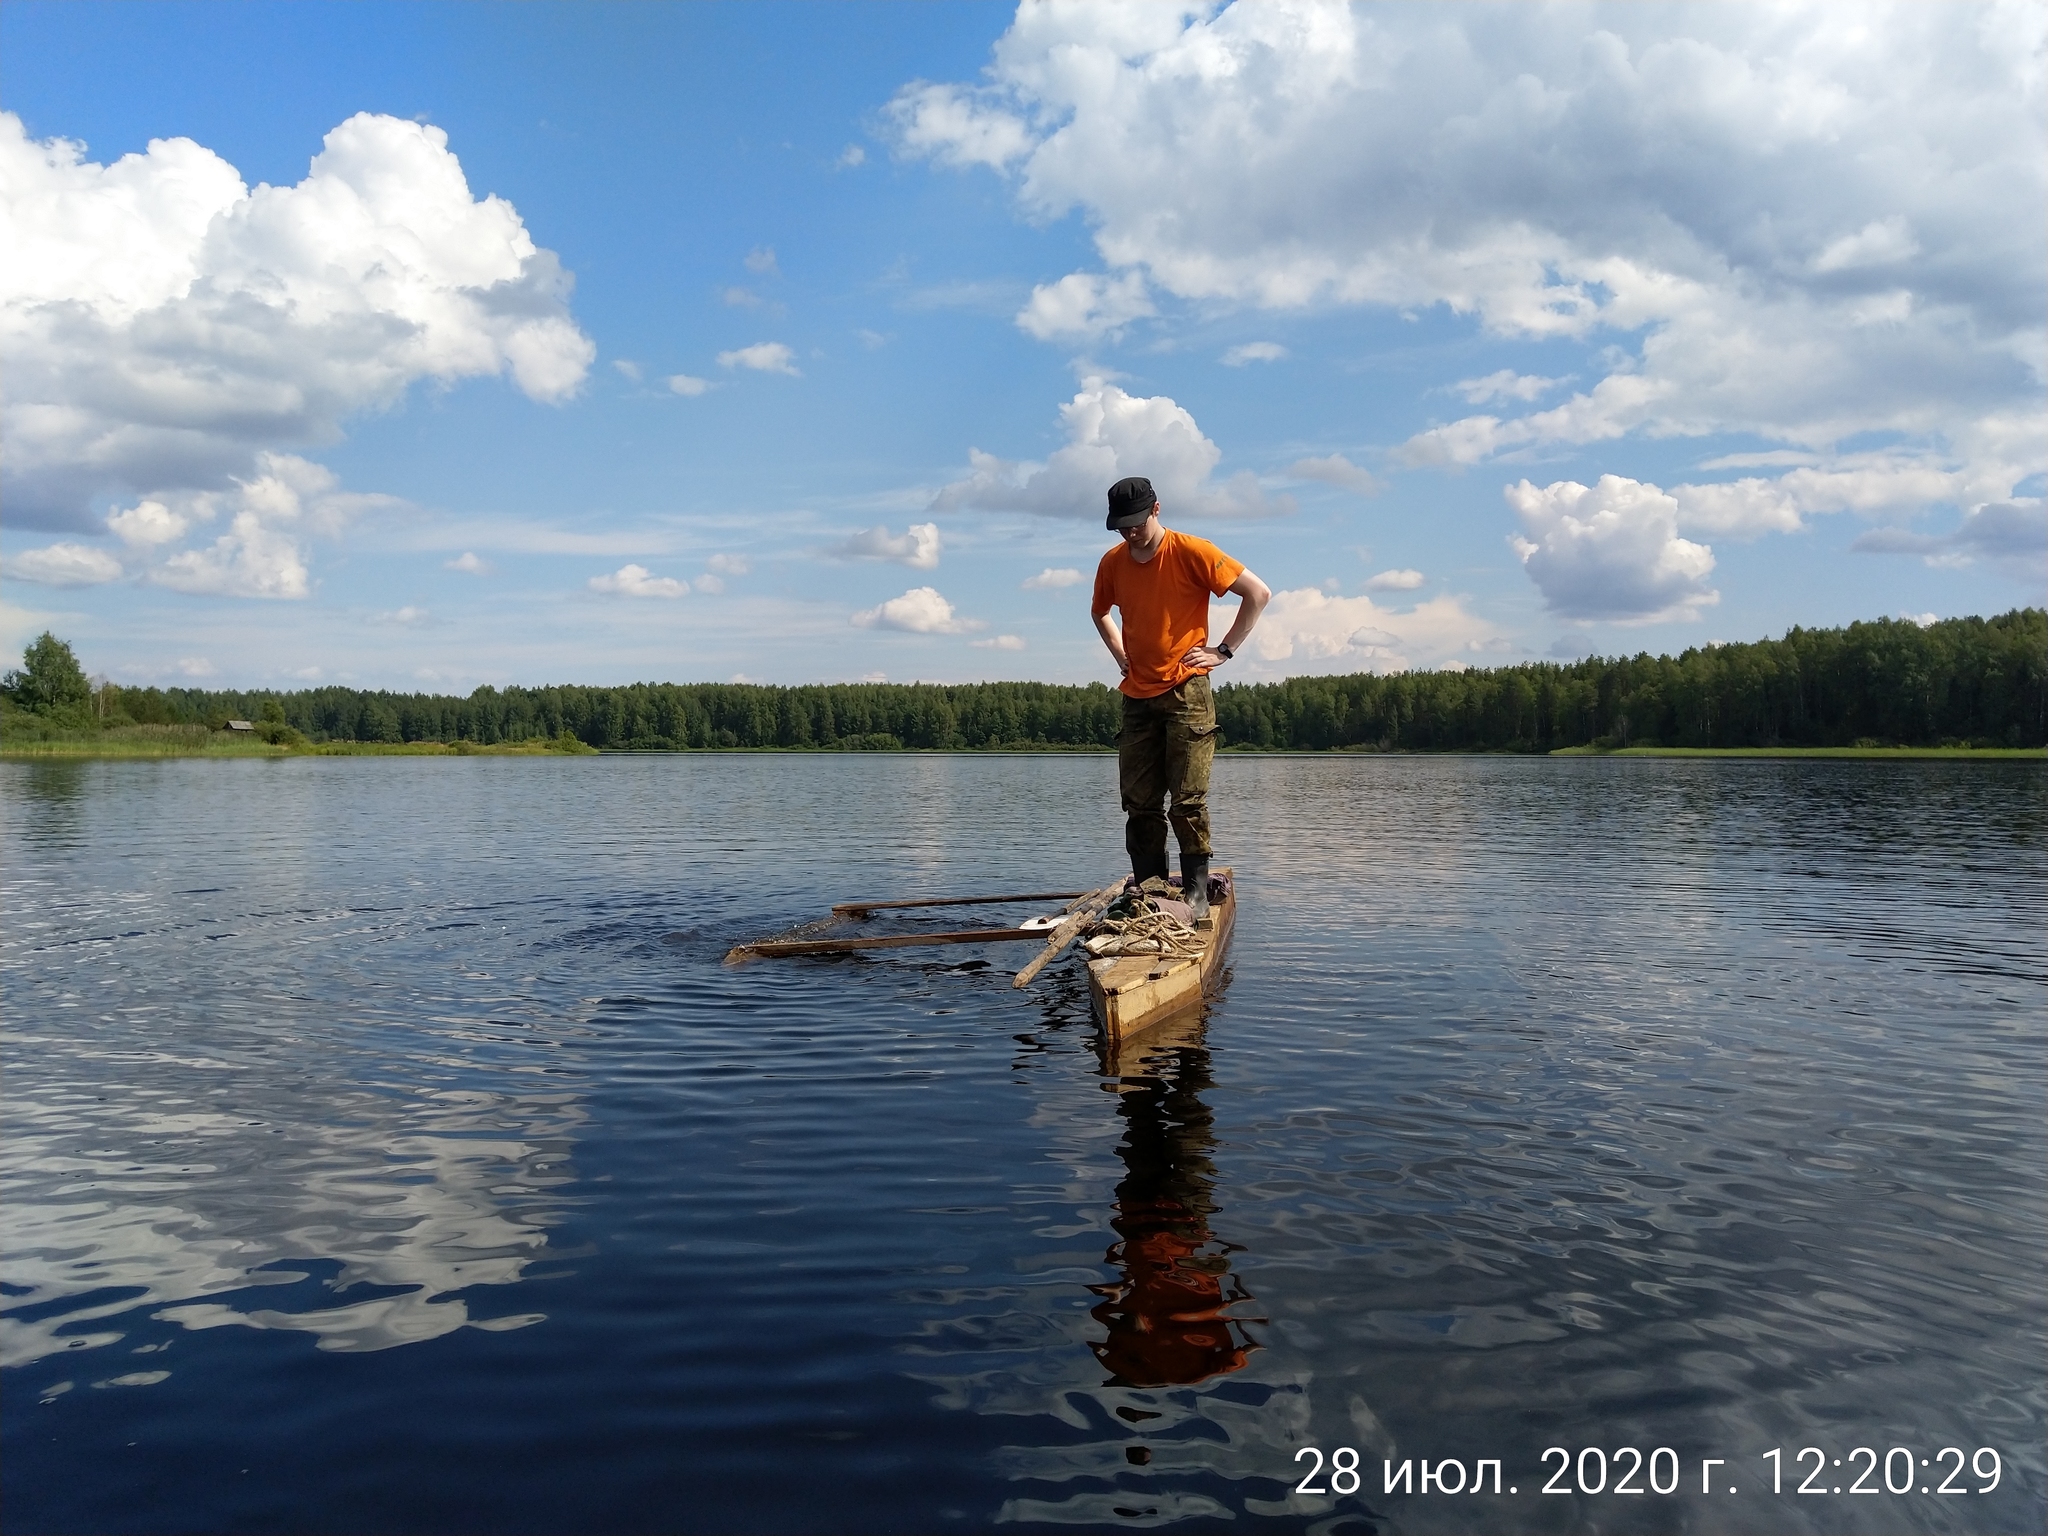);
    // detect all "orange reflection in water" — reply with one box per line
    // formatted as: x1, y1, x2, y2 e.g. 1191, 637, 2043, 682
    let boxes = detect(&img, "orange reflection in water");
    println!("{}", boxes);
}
1089, 1020, 1260, 1388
